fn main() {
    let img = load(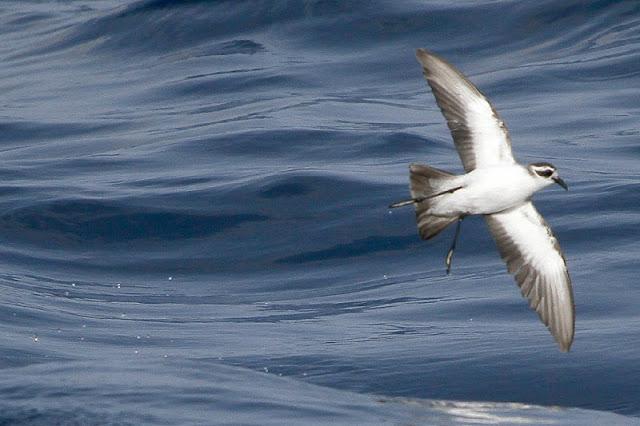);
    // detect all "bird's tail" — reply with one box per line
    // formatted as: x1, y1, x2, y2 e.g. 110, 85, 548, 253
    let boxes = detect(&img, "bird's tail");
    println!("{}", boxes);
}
390, 164, 461, 240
